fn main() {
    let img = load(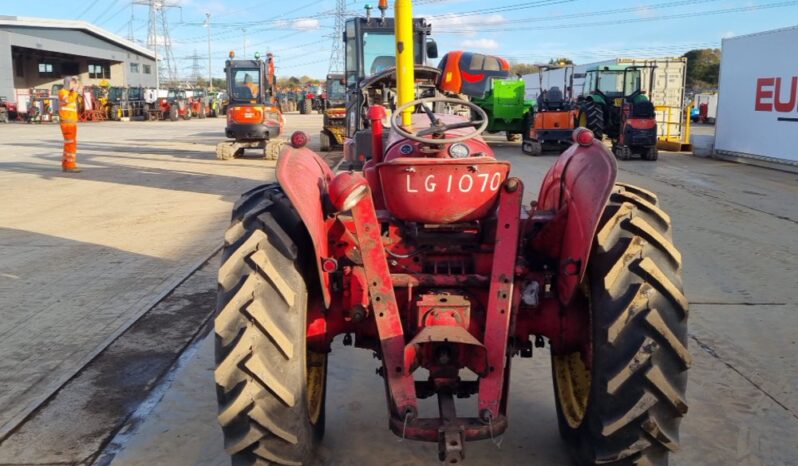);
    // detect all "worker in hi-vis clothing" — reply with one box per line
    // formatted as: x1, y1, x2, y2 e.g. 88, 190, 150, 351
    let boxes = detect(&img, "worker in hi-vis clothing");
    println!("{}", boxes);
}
58, 76, 81, 173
